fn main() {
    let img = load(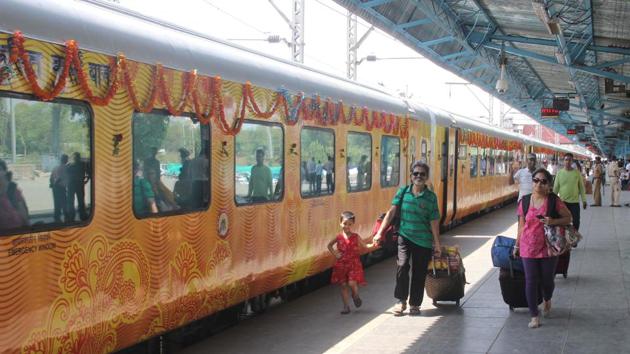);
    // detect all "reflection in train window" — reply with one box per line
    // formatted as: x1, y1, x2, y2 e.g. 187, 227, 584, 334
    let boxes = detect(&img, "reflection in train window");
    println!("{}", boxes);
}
381, 136, 400, 188
347, 132, 372, 192
0, 95, 92, 236
458, 145, 467, 160
234, 121, 284, 205
301, 127, 335, 197
480, 149, 488, 177
133, 112, 210, 217
469, 147, 478, 177
421, 139, 428, 163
